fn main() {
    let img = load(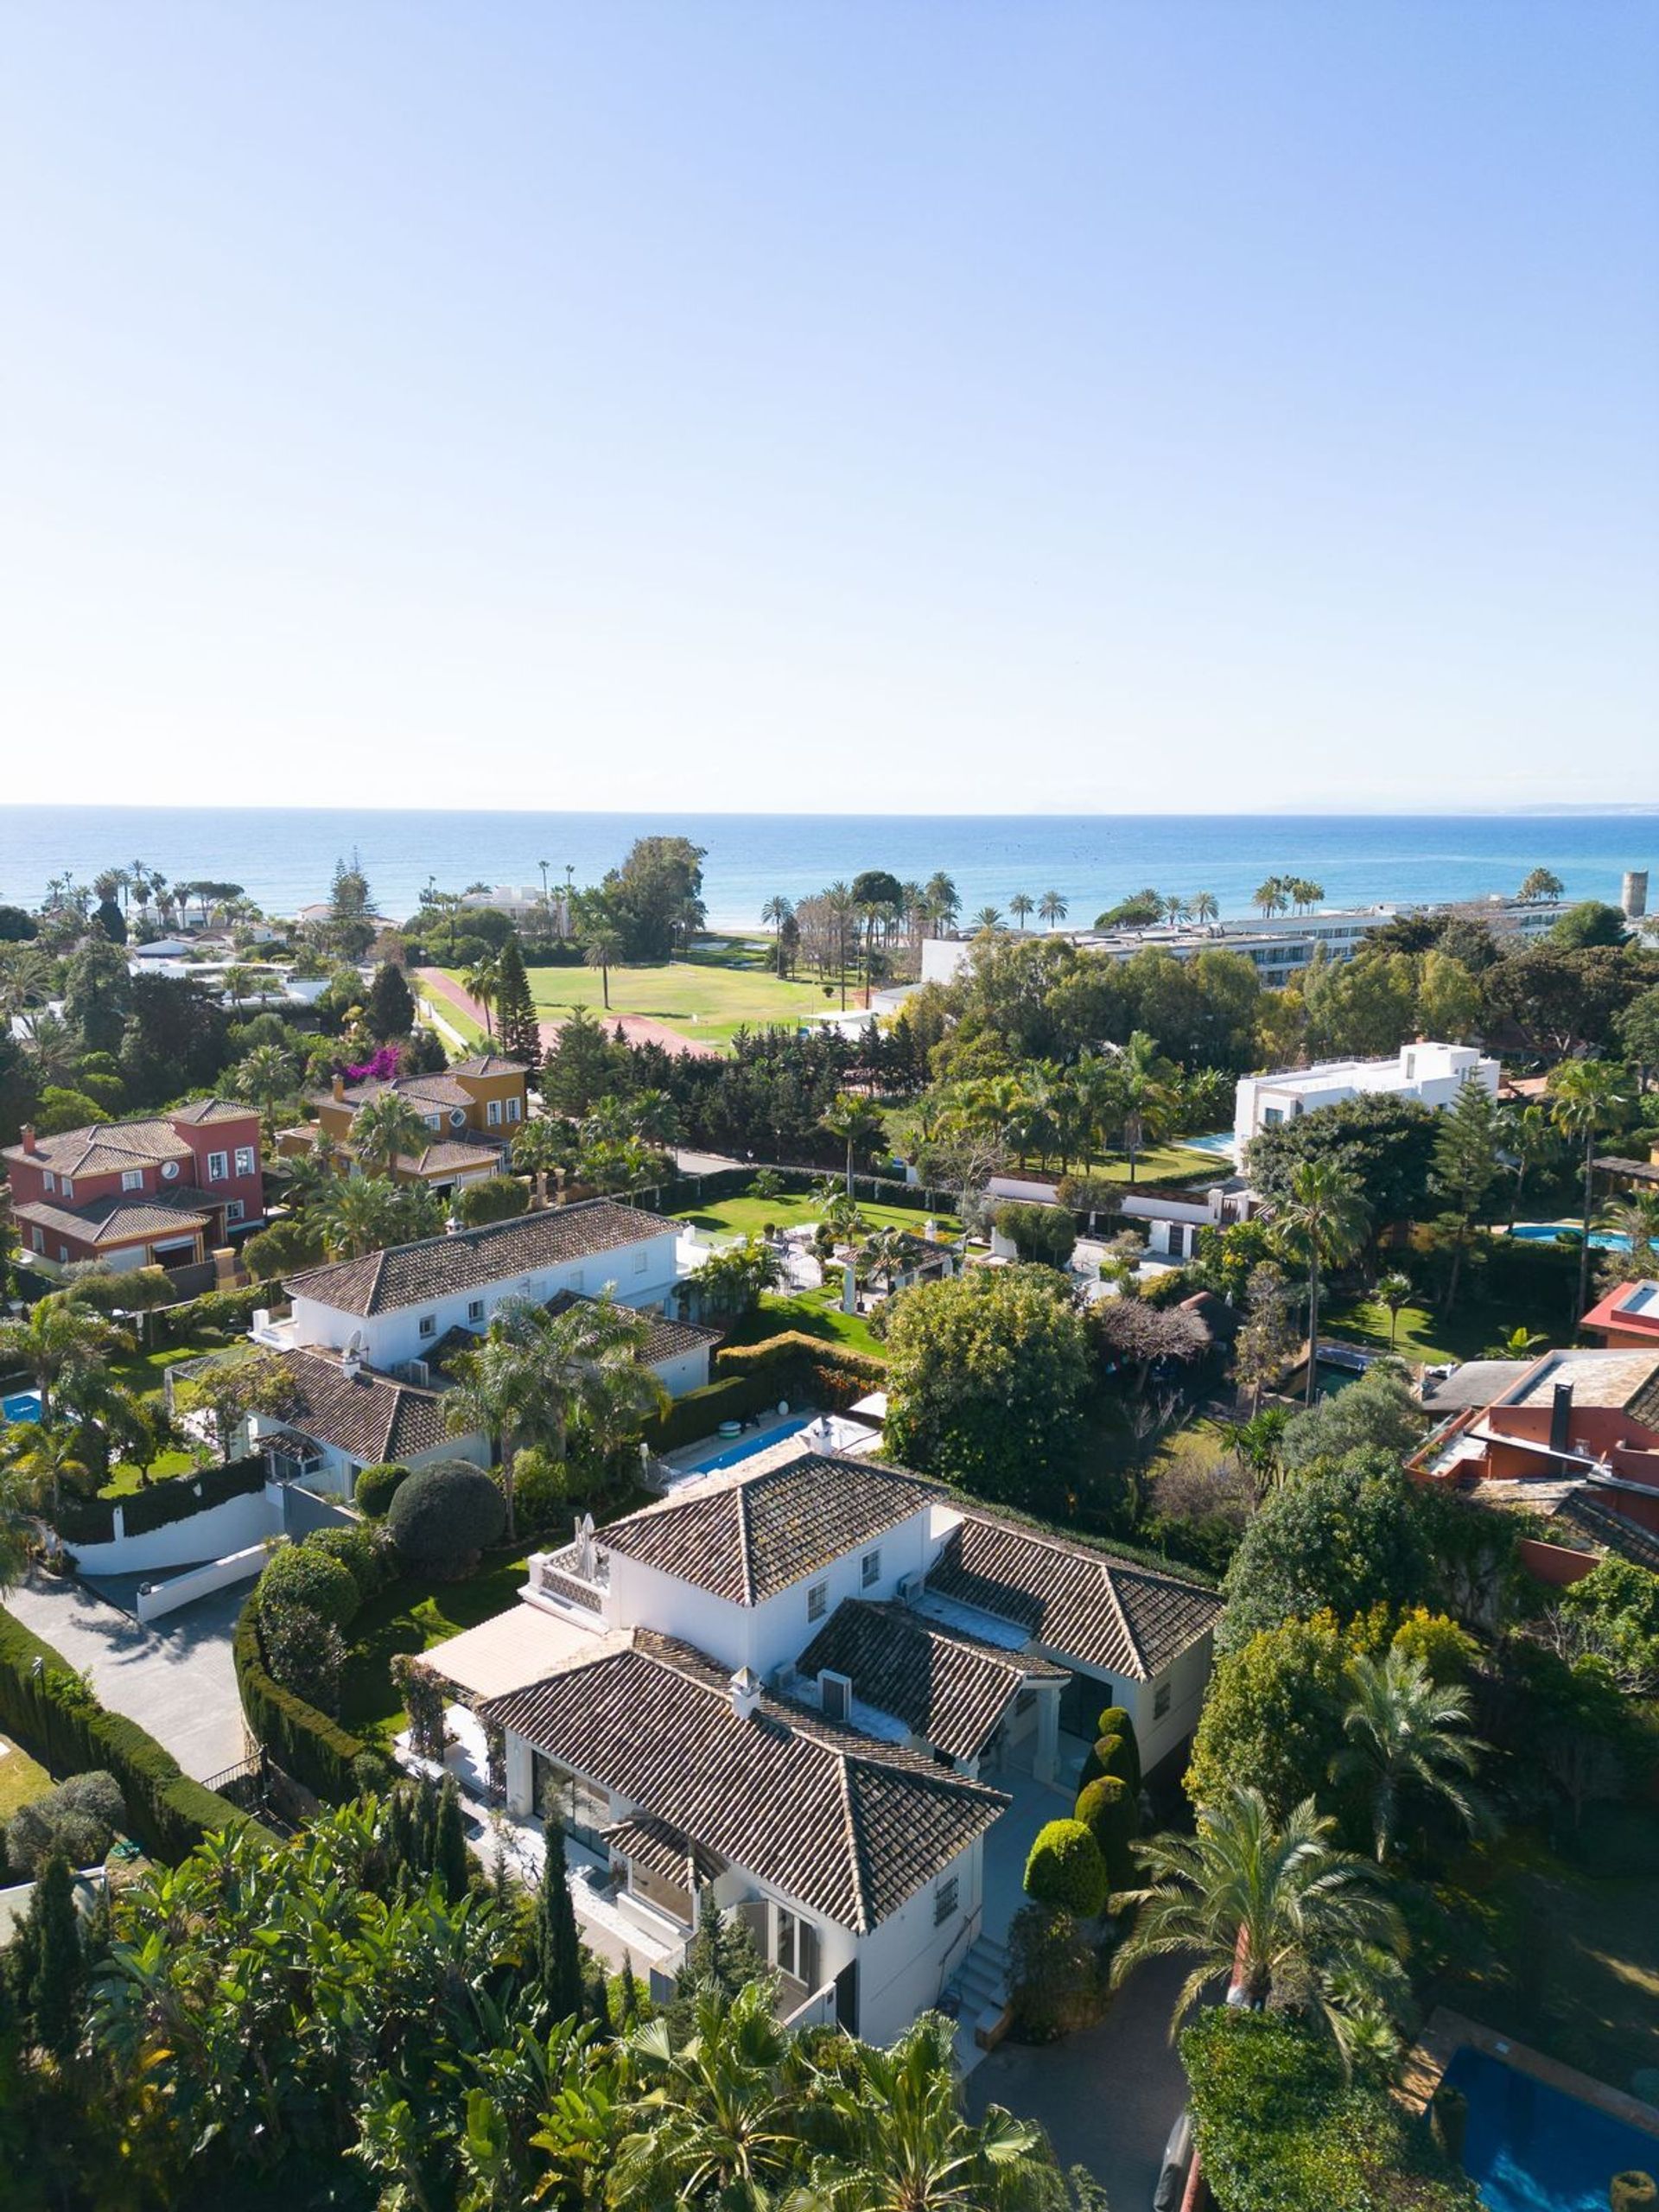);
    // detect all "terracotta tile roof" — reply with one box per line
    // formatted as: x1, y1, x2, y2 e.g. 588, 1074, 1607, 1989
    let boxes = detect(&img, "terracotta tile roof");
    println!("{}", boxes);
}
599, 1445, 940, 1605
272, 1348, 449, 1465
1508, 1348, 1659, 1417
602, 1813, 723, 1888
3, 1103, 255, 1179
448, 1053, 528, 1078
543, 1289, 719, 1367
480, 1631, 1005, 1931
12, 1191, 211, 1248
314, 1073, 477, 1112
924, 1514, 1222, 1681
283, 1198, 671, 1316
796, 1598, 1066, 1763
169, 1099, 259, 1128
